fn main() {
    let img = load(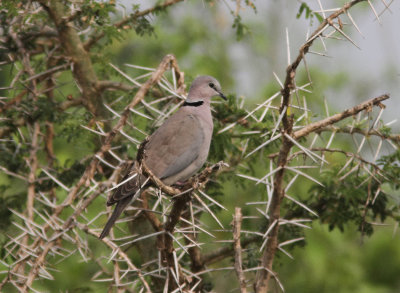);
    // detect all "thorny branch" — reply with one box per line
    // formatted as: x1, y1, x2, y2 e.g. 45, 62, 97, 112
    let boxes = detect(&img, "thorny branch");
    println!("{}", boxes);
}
78, 223, 152, 293
2, 51, 218, 291
255, 1, 380, 292
1, 54, 183, 292
202, 234, 259, 266
233, 207, 247, 293
181, 208, 204, 273
140, 191, 163, 232
292, 94, 389, 140
287, 147, 394, 180
37, 0, 103, 117
318, 125, 400, 145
